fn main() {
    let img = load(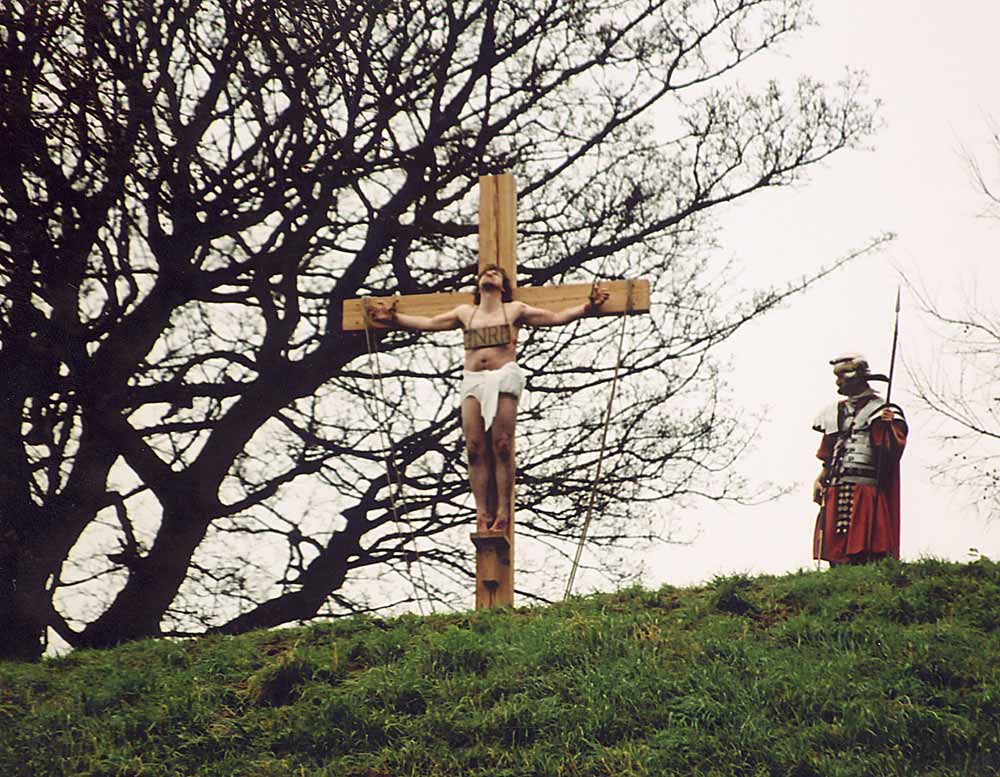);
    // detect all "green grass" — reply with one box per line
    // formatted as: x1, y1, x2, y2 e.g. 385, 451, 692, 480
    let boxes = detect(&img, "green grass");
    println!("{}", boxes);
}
3, 558, 1000, 776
